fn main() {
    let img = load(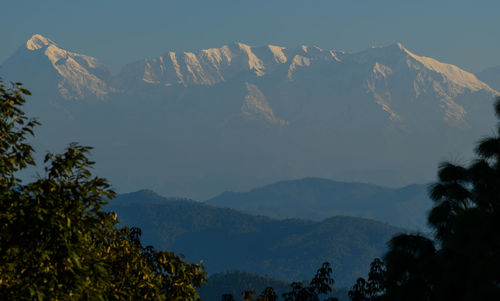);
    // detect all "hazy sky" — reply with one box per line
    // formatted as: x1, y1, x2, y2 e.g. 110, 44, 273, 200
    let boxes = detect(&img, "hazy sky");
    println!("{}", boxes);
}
1, 0, 499, 73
